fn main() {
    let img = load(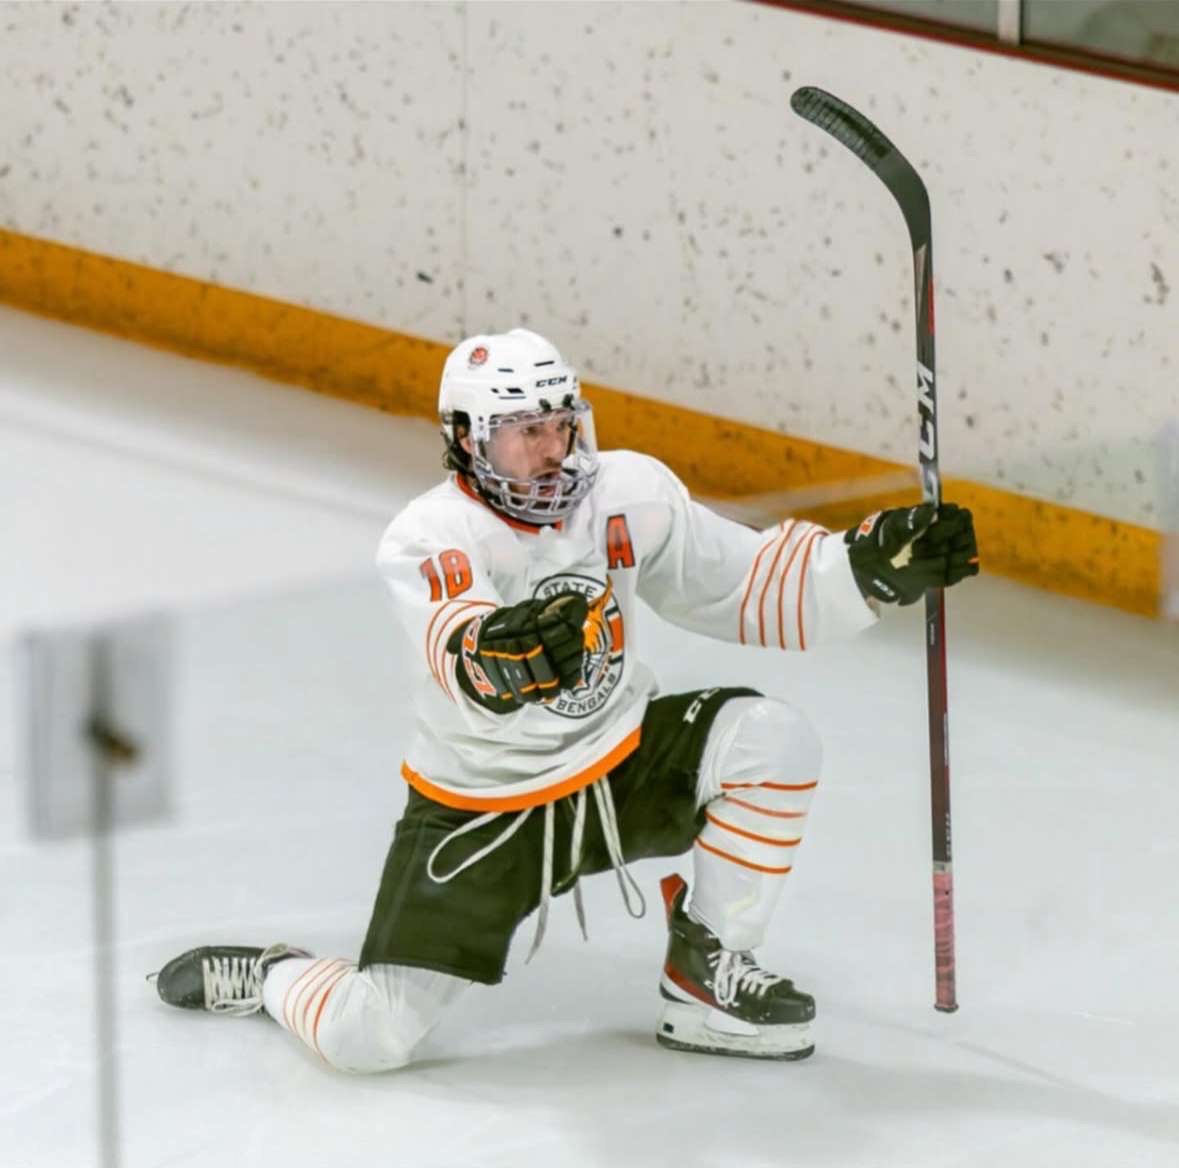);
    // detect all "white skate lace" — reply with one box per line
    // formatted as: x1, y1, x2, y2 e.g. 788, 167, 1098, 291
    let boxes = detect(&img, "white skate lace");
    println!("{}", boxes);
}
204, 955, 263, 1017
426, 778, 646, 963
203, 943, 292, 1017
709, 949, 784, 1008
